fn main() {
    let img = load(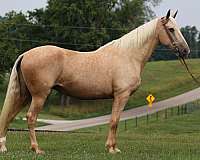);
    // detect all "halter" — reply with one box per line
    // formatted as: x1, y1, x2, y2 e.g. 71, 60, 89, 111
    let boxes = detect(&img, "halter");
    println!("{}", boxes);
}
162, 18, 200, 85
162, 19, 180, 56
